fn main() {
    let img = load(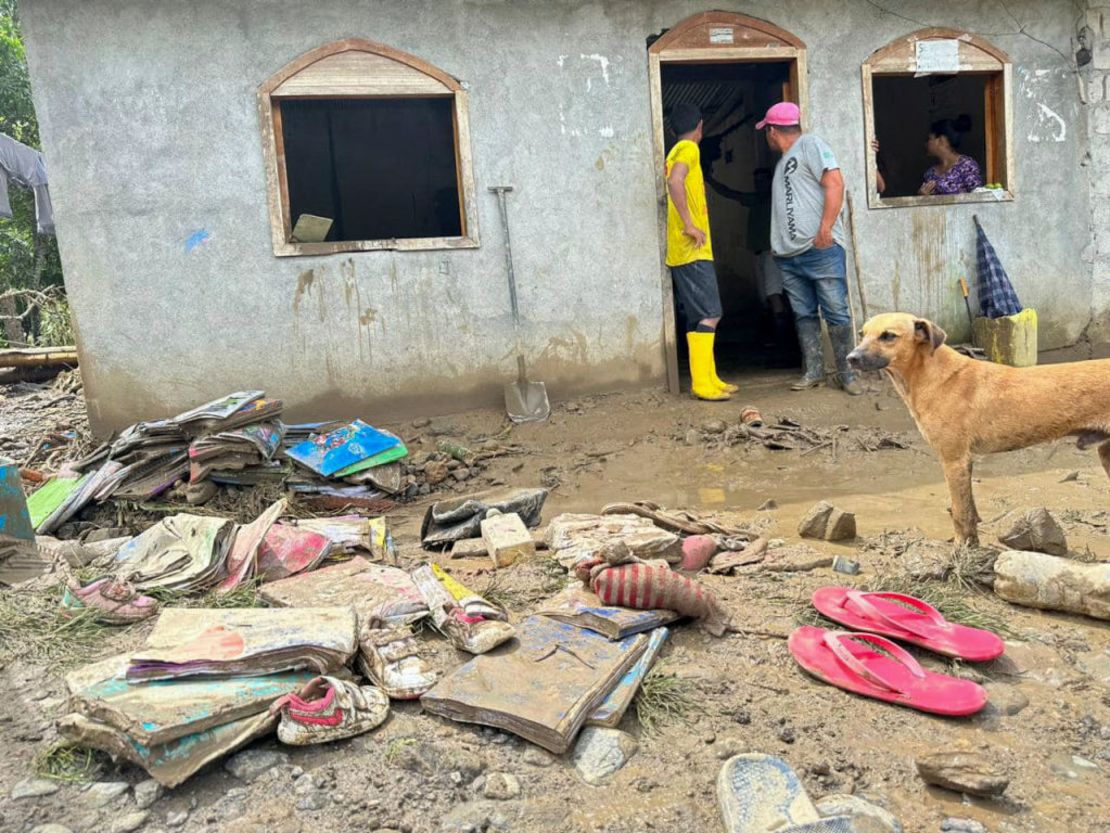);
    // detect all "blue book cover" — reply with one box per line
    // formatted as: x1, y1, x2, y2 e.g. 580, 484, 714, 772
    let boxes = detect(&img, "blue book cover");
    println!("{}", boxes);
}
286, 419, 400, 476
